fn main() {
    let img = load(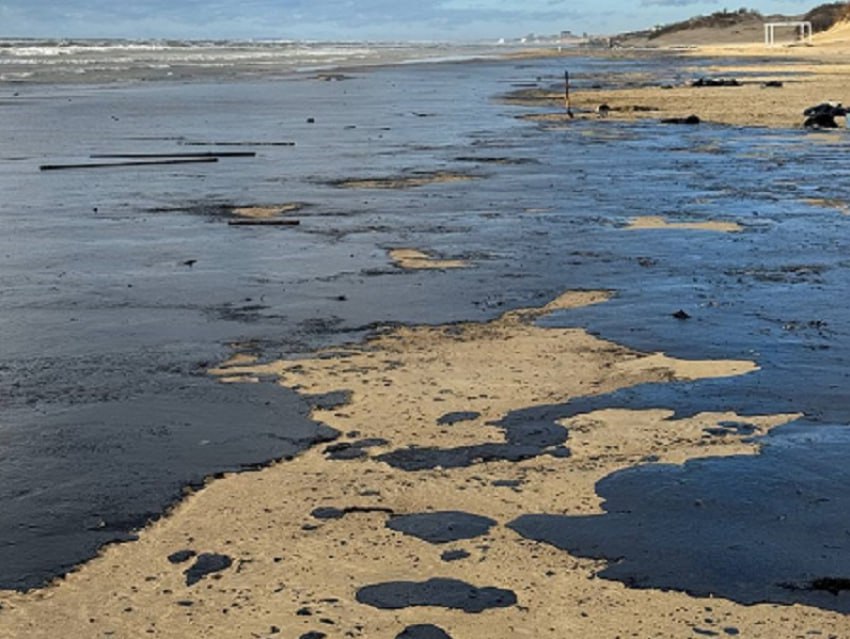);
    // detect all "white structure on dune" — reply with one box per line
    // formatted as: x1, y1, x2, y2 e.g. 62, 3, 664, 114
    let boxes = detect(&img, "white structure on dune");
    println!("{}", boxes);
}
764, 21, 813, 46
